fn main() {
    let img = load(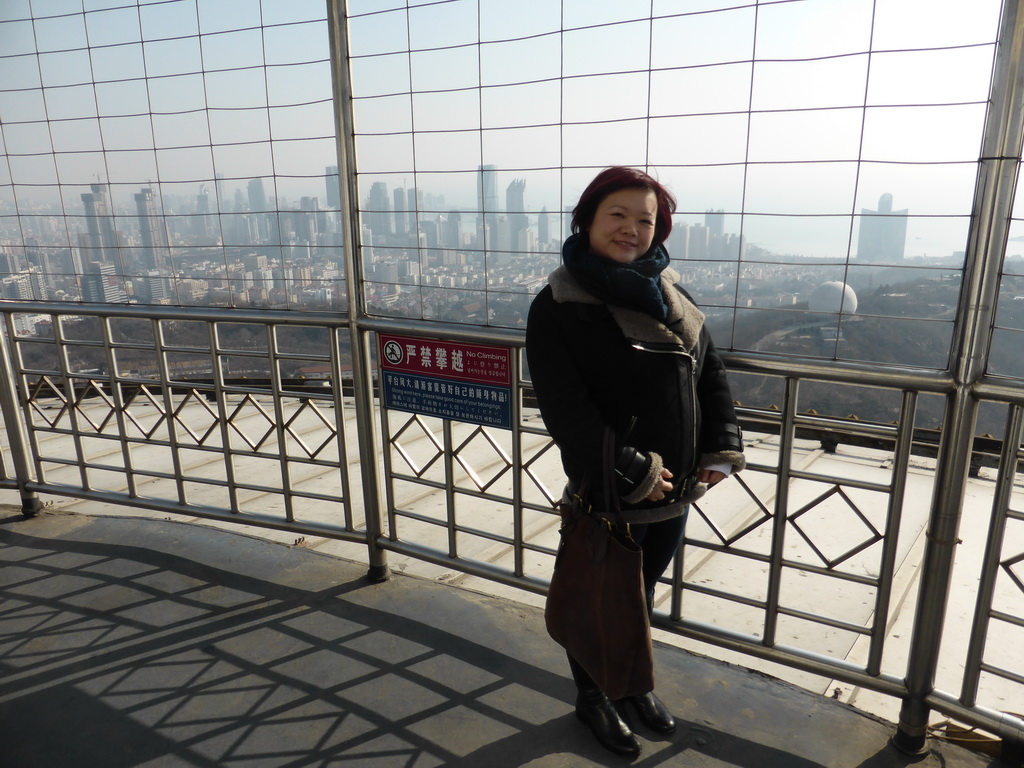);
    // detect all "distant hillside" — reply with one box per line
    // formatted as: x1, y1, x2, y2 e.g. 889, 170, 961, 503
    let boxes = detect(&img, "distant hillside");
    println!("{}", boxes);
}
721, 273, 1011, 435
